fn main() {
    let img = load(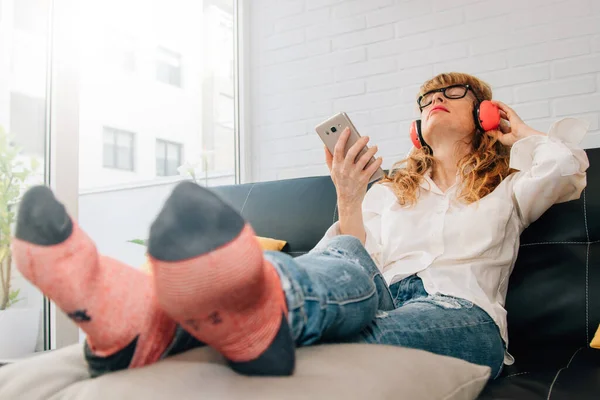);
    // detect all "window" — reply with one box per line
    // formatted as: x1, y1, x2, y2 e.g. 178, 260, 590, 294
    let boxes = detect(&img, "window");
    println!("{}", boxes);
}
156, 139, 182, 177
103, 127, 135, 171
9, 92, 46, 156
2, 0, 238, 362
217, 93, 234, 129
13, 0, 48, 35
75, 0, 237, 328
1, 0, 50, 362
156, 47, 182, 87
